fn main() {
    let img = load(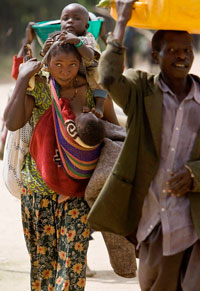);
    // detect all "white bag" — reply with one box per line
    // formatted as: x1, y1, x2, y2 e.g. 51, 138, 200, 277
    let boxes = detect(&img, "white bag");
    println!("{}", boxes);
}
3, 122, 32, 199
